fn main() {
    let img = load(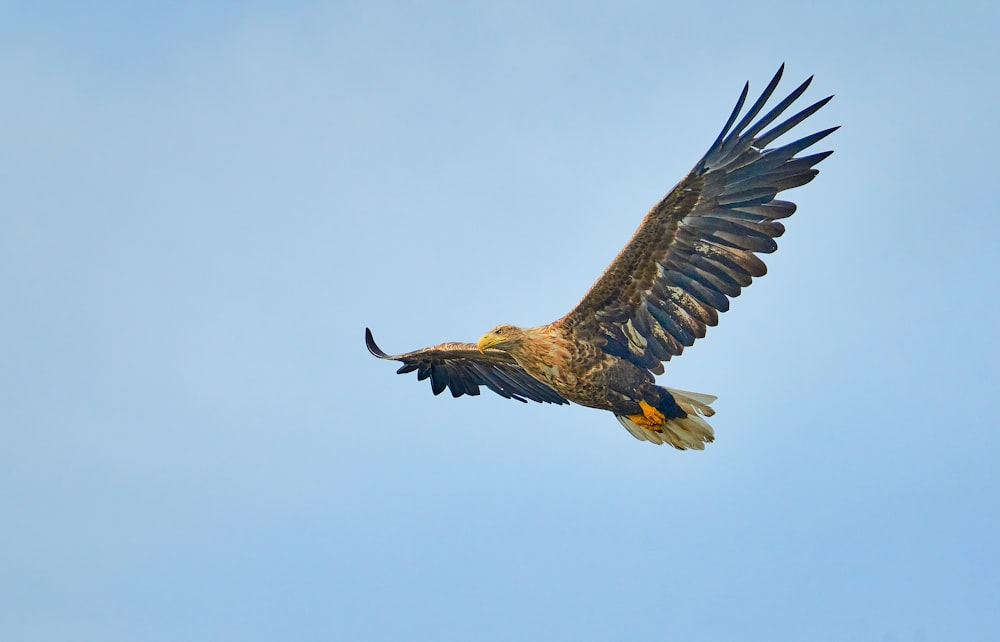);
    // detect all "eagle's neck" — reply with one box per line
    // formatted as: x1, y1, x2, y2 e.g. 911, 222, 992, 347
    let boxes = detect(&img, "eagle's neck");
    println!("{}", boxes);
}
506, 324, 577, 387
